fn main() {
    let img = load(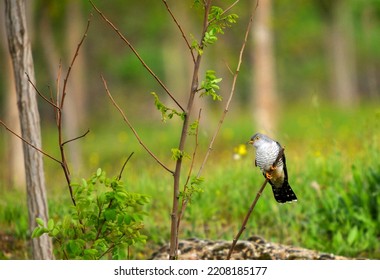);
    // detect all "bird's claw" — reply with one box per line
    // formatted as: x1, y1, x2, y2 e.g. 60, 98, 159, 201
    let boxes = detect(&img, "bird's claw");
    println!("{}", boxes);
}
265, 172, 272, 180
